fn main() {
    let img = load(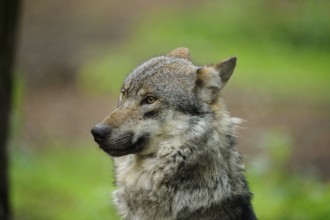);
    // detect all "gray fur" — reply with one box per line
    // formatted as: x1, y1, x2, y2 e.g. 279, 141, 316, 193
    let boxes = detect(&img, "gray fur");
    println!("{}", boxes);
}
91, 48, 257, 220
